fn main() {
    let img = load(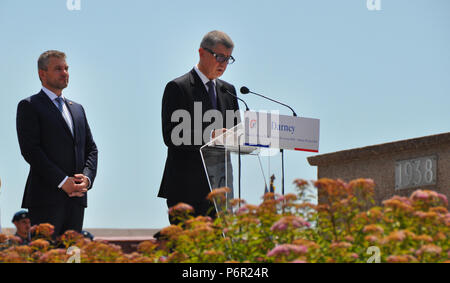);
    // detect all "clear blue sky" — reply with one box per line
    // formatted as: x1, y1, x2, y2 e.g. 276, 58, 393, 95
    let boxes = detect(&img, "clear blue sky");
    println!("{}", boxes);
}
1, 0, 449, 230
